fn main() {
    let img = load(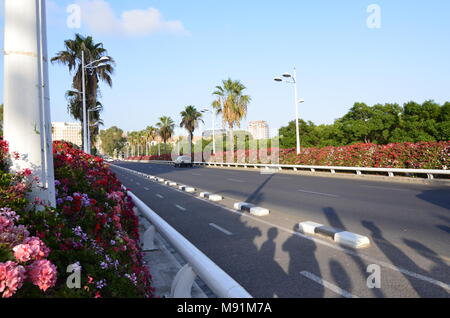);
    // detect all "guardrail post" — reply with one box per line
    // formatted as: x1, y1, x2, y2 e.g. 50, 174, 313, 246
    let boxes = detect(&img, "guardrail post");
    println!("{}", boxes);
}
427, 174, 434, 180
143, 225, 157, 251
330, 169, 336, 174
356, 171, 362, 176
388, 172, 394, 177
170, 264, 197, 298
310, 168, 315, 172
